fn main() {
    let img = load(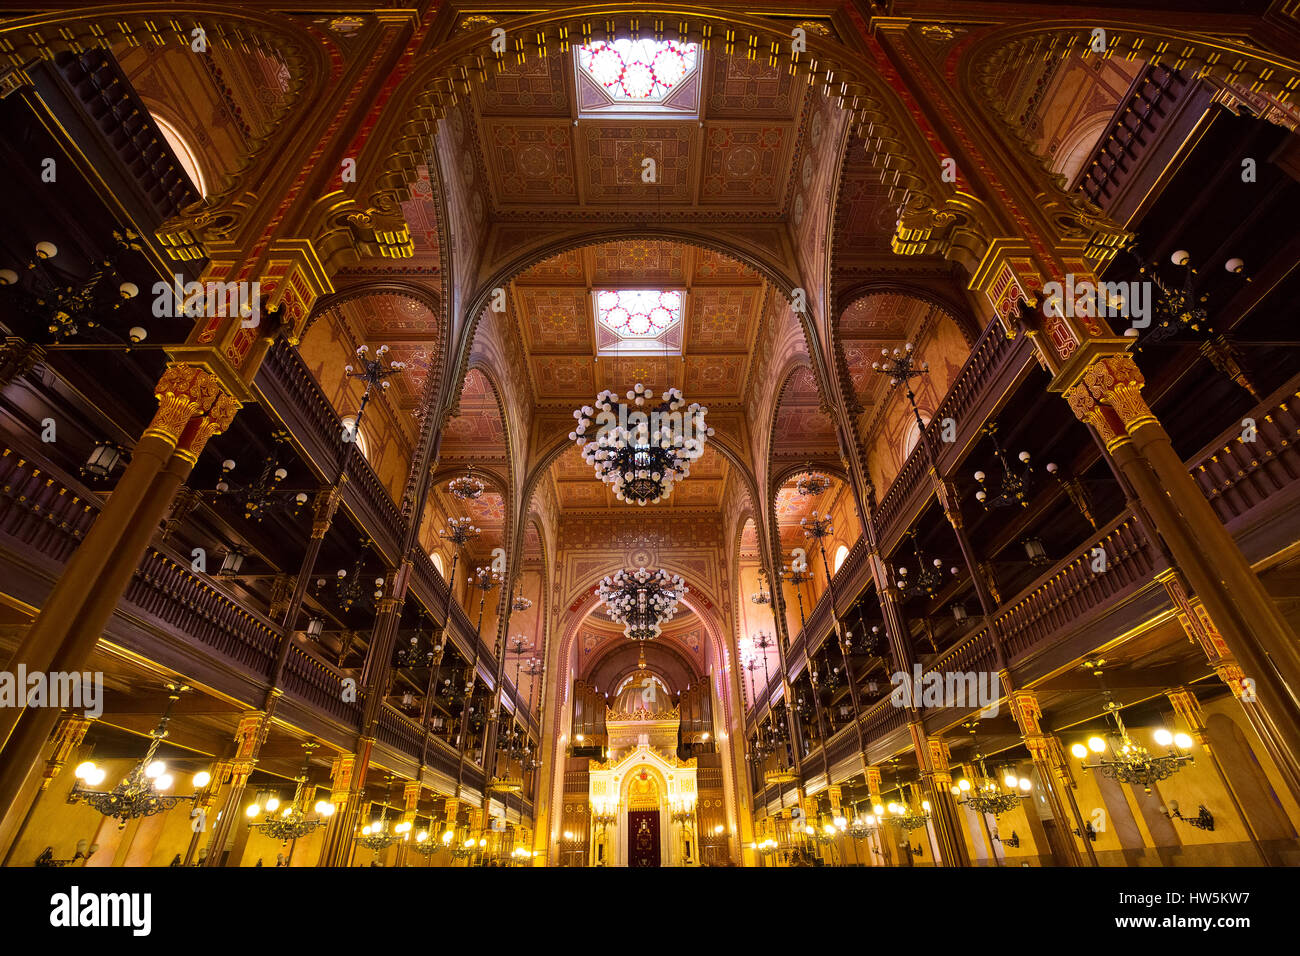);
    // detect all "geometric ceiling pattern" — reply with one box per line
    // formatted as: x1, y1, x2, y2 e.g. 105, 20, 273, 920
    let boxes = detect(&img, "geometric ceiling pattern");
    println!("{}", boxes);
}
468, 47, 805, 218
512, 241, 768, 408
